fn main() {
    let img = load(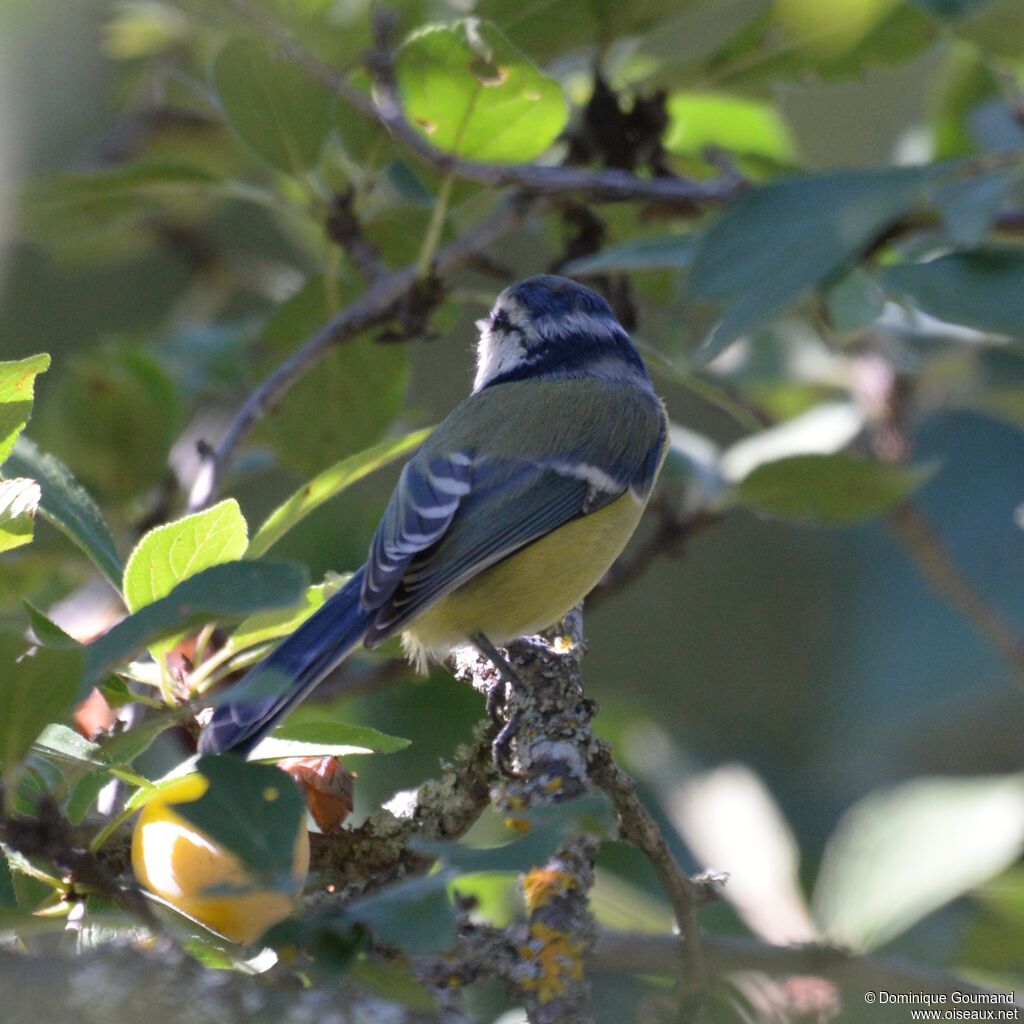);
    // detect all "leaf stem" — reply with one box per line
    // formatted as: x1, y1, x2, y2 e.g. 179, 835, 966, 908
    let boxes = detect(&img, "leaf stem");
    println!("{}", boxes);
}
416, 172, 455, 280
